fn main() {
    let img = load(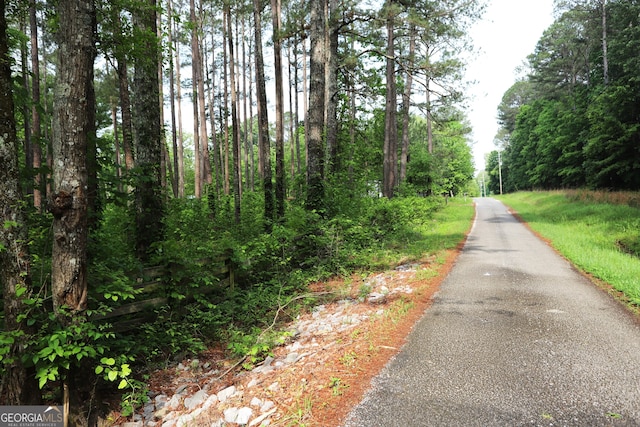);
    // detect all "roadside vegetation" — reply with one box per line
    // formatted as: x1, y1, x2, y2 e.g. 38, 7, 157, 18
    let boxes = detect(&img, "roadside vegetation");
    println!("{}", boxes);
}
1, 193, 475, 416
497, 191, 640, 308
